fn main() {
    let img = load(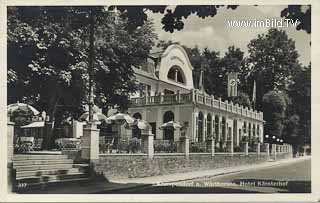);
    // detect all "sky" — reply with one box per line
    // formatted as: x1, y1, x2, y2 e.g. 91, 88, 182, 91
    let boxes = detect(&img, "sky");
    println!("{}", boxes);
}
147, 5, 311, 66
